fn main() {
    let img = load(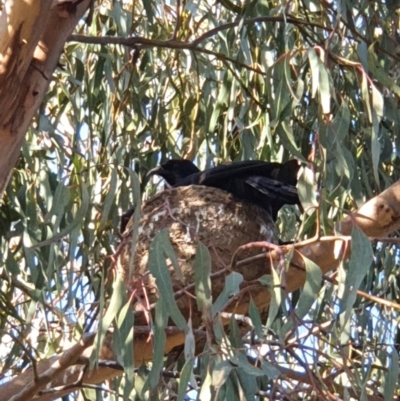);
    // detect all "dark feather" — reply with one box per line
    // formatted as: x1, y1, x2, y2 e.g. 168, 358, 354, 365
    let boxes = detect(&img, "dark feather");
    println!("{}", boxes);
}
147, 159, 200, 186
147, 159, 301, 221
